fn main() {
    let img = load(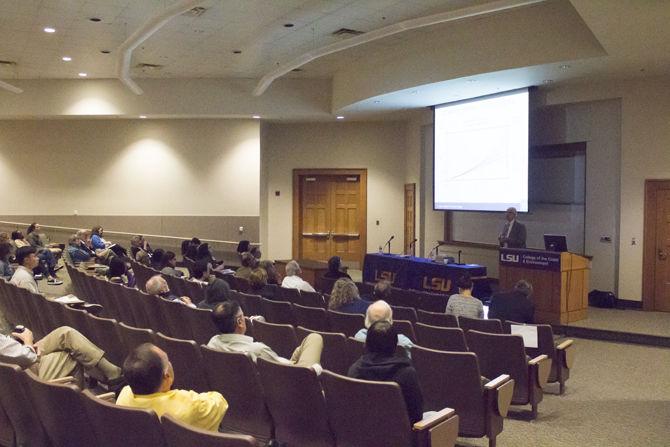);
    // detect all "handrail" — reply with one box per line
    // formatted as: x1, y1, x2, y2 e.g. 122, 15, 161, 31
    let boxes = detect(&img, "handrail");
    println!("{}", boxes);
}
0, 220, 259, 247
